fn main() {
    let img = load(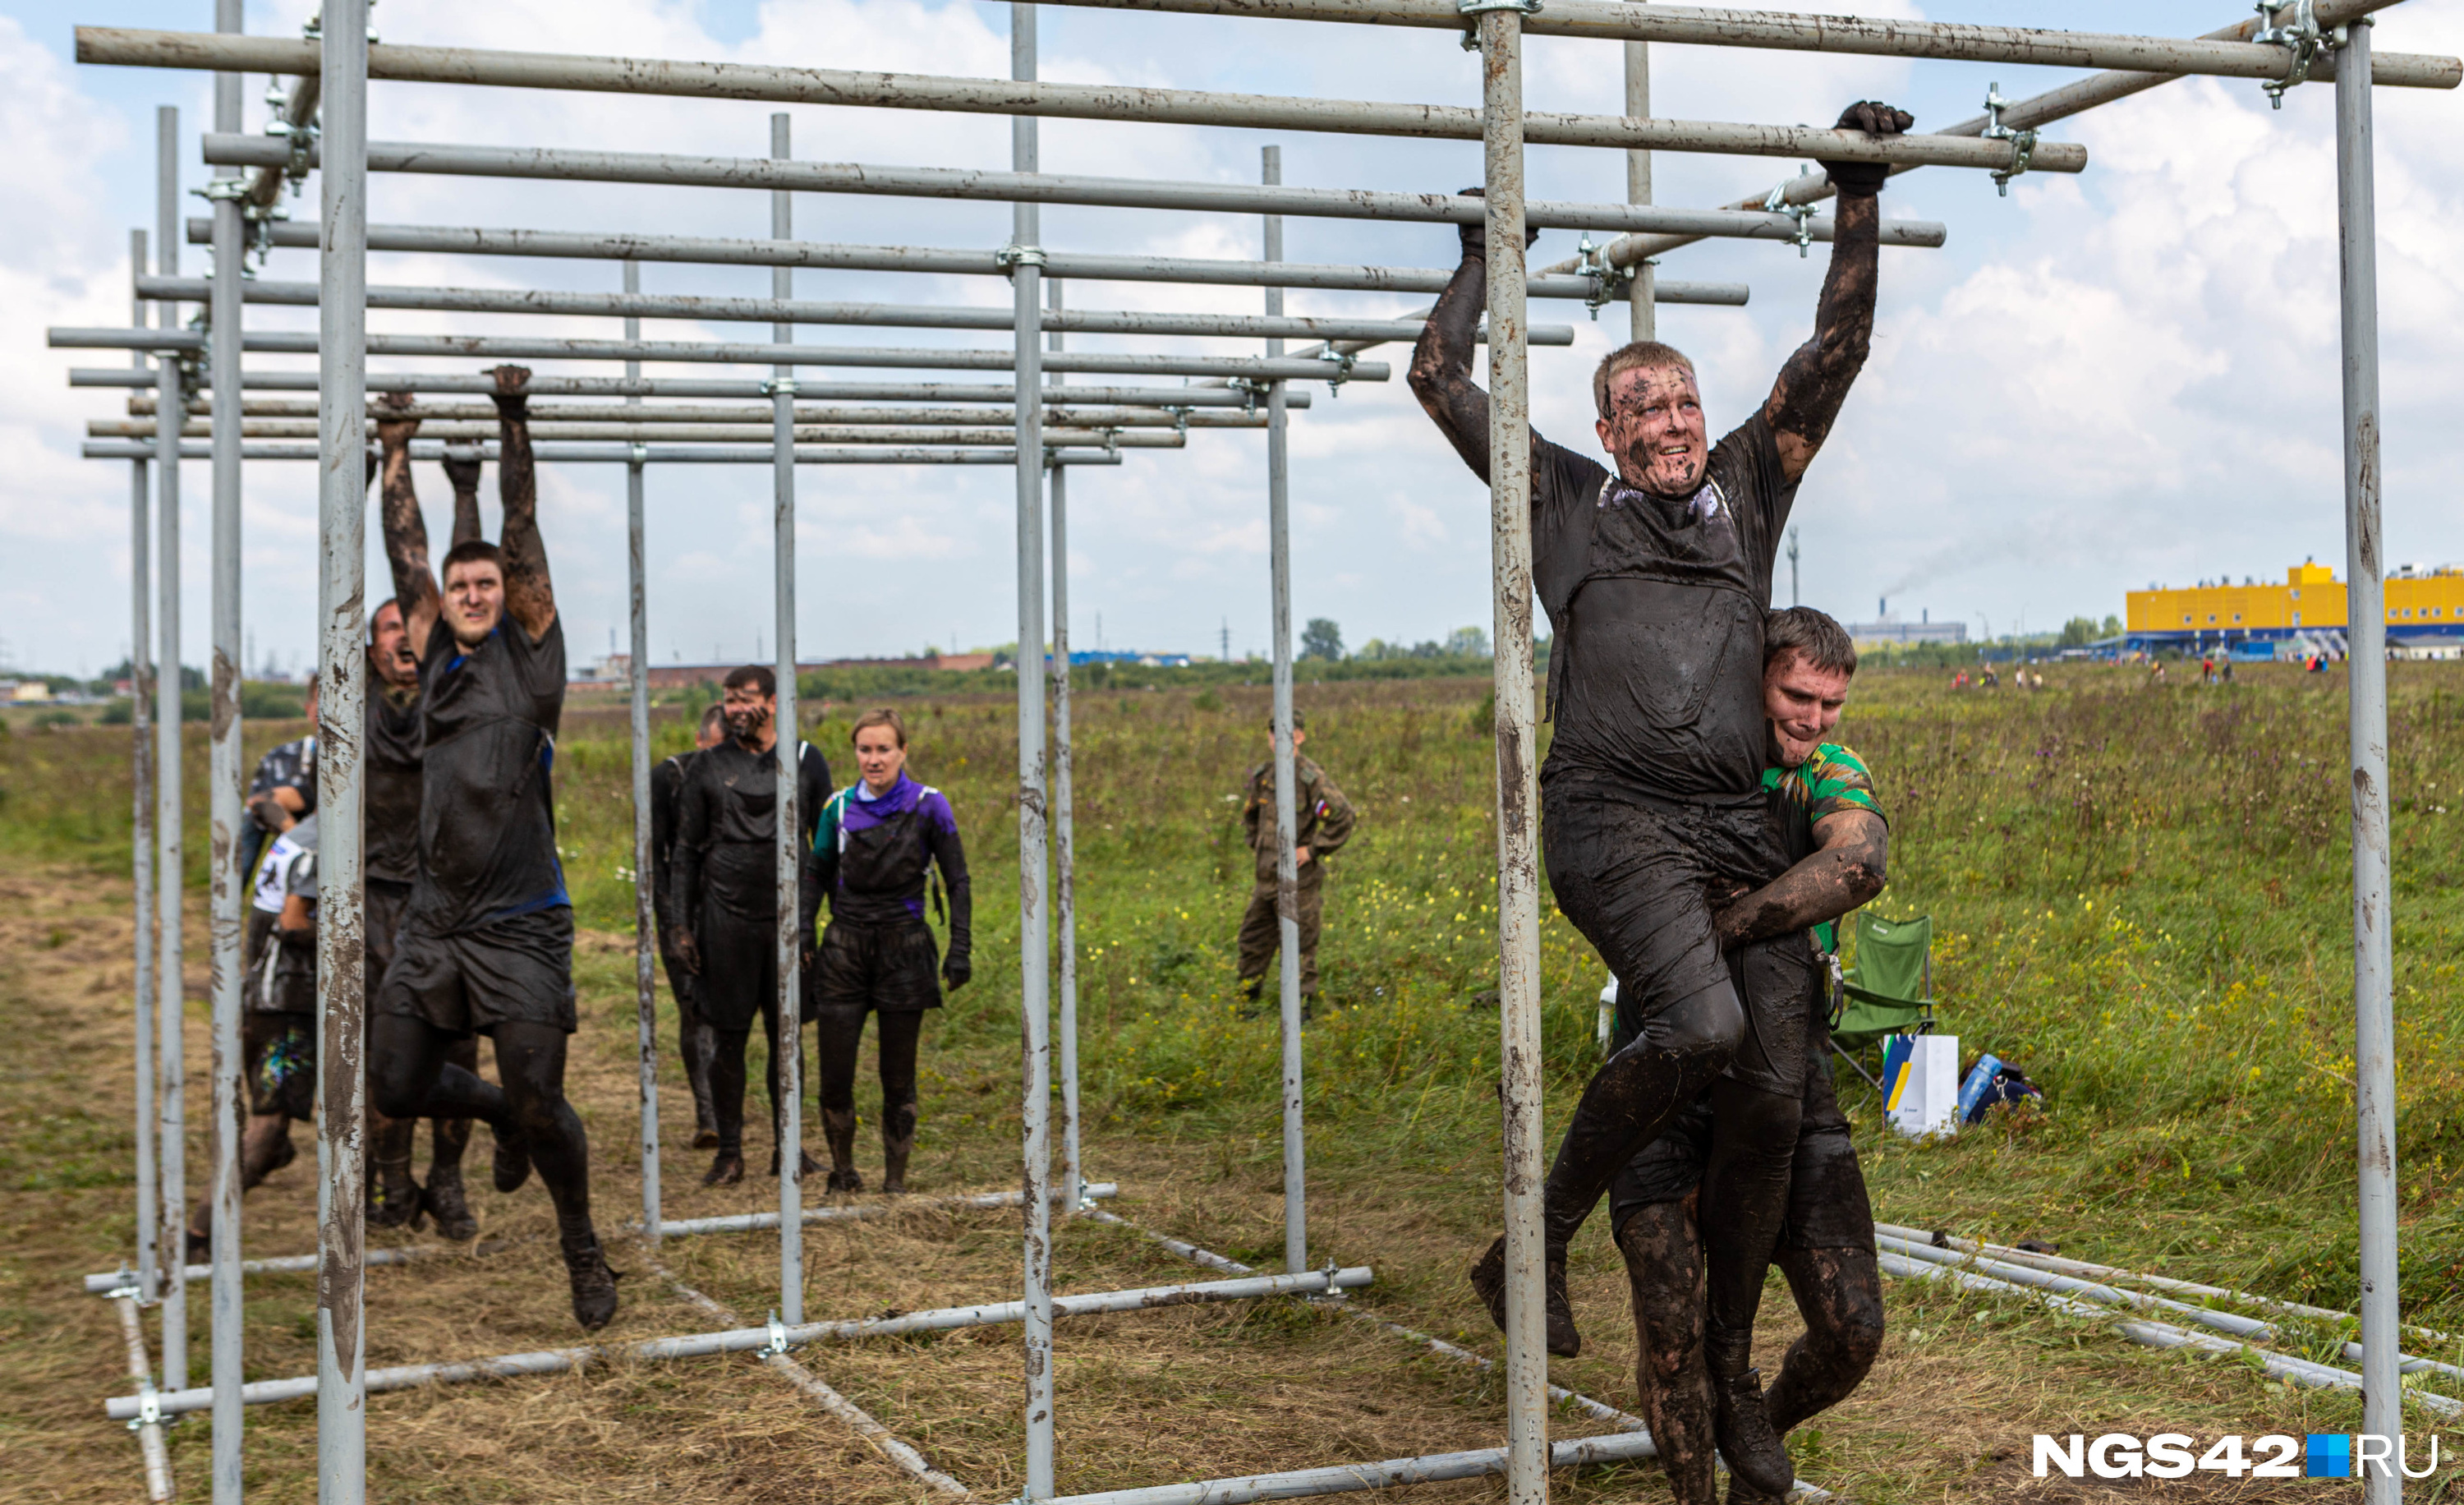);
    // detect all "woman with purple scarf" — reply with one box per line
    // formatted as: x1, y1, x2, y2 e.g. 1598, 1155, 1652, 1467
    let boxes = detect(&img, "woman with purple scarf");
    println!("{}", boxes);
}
802, 706, 972, 1193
